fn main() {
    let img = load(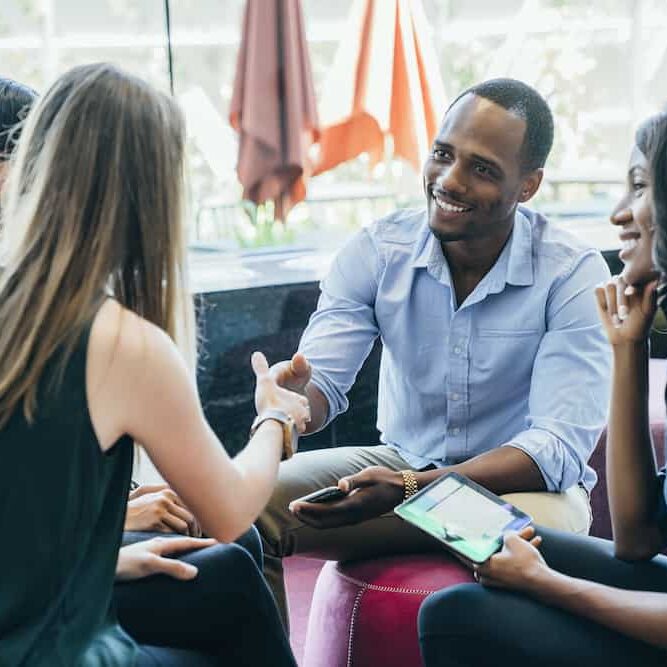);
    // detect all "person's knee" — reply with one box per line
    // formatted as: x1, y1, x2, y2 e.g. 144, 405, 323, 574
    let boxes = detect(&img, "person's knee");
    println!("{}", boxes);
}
503, 488, 590, 535
418, 584, 484, 639
235, 526, 263, 567
221, 542, 255, 569
195, 542, 261, 590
